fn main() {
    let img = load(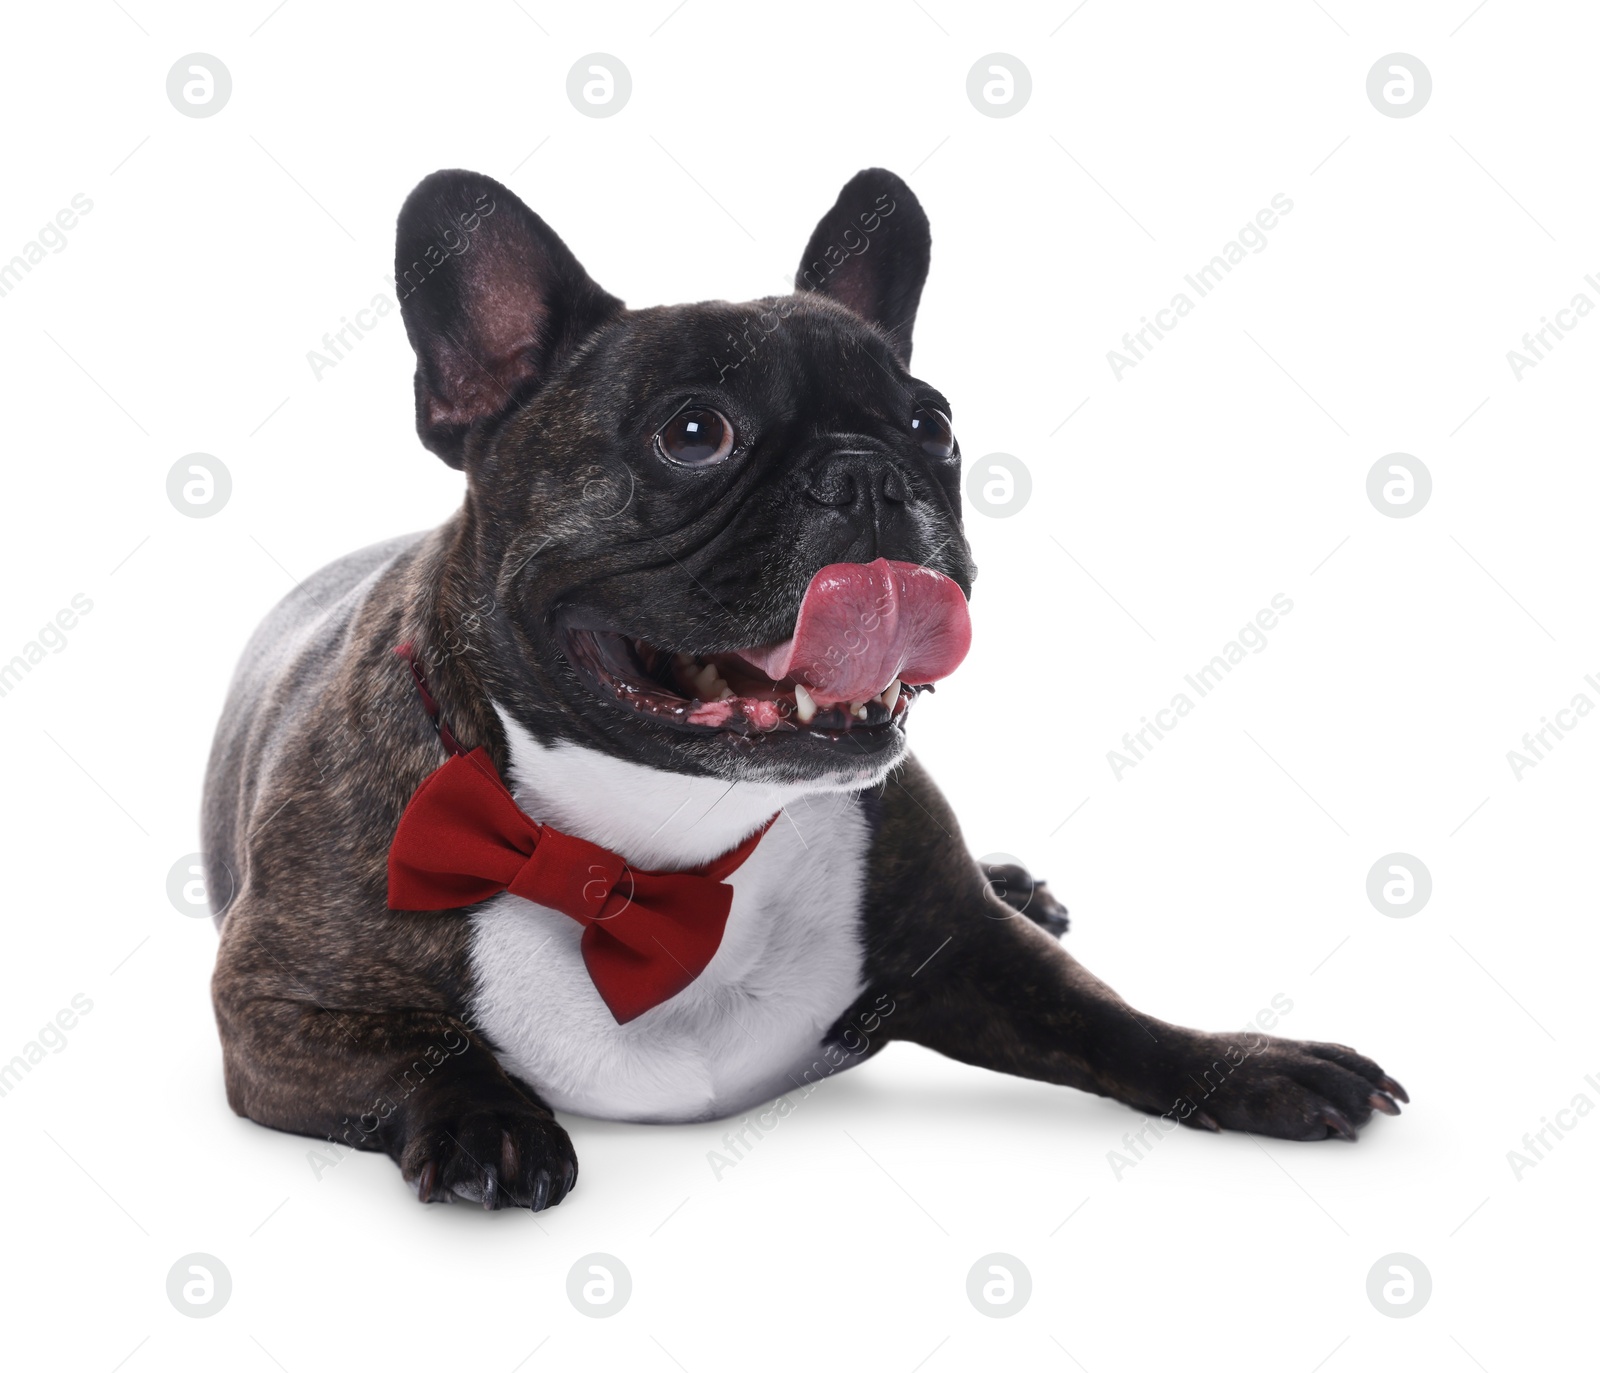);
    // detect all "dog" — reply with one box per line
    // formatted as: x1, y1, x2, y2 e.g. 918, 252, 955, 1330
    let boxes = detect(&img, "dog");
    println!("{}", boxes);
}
204, 167, 1405, 1209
